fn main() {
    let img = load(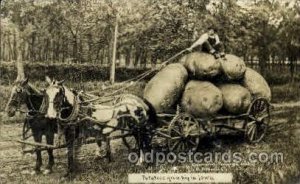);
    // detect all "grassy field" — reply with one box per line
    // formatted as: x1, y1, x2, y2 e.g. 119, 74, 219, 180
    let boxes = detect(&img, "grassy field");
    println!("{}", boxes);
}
0, 82, 299, 183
